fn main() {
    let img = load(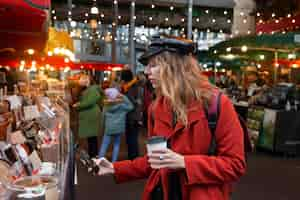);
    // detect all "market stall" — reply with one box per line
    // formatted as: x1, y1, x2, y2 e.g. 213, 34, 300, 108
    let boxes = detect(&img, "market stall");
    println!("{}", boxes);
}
0, 80, 74, 200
